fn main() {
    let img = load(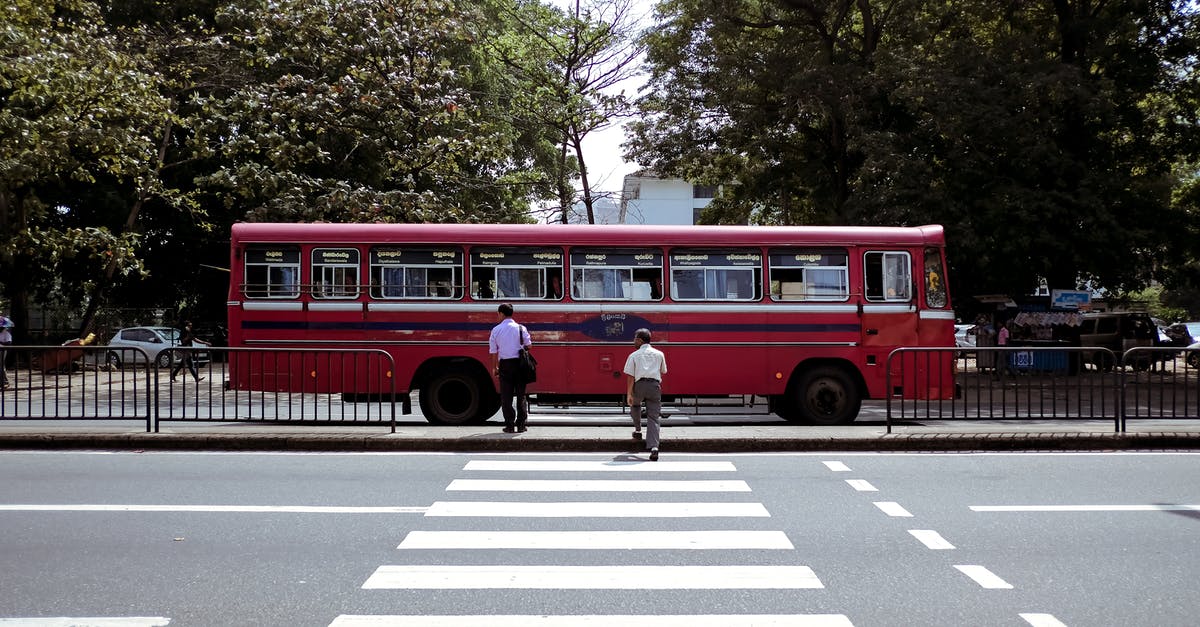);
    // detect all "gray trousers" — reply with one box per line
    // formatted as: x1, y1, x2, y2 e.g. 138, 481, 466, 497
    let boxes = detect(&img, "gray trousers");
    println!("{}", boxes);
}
630, 378, 662, 449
